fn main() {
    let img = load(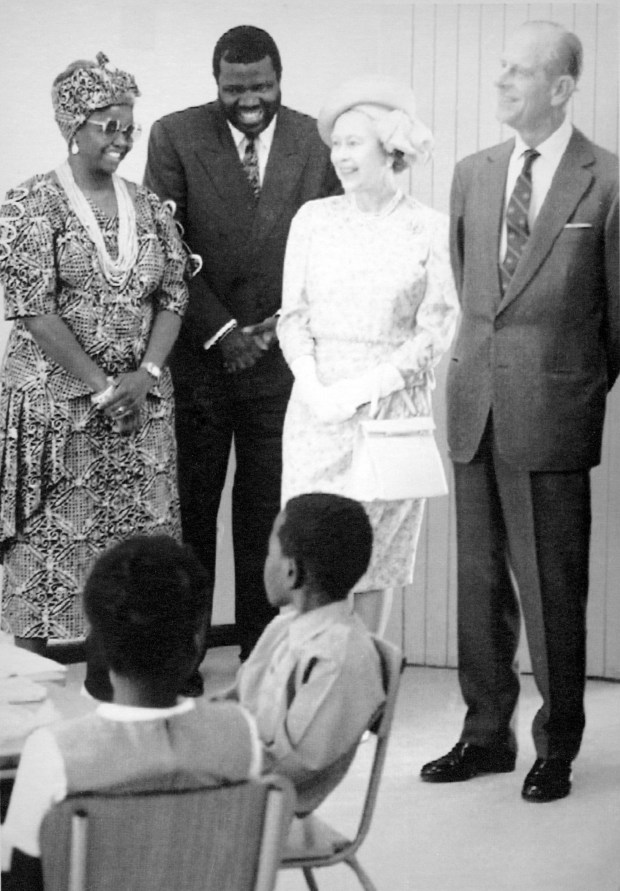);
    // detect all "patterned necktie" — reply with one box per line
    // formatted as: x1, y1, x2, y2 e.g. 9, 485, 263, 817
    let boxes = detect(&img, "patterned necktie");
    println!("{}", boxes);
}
242, 137, 261, 200
500, 148, 540, 293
